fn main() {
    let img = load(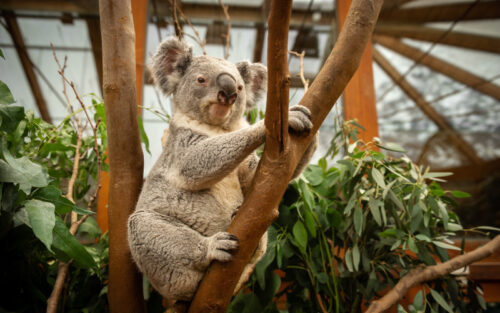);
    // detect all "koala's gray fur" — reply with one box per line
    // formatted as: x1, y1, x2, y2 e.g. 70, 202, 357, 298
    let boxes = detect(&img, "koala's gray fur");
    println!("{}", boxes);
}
128, 37, 318, 302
